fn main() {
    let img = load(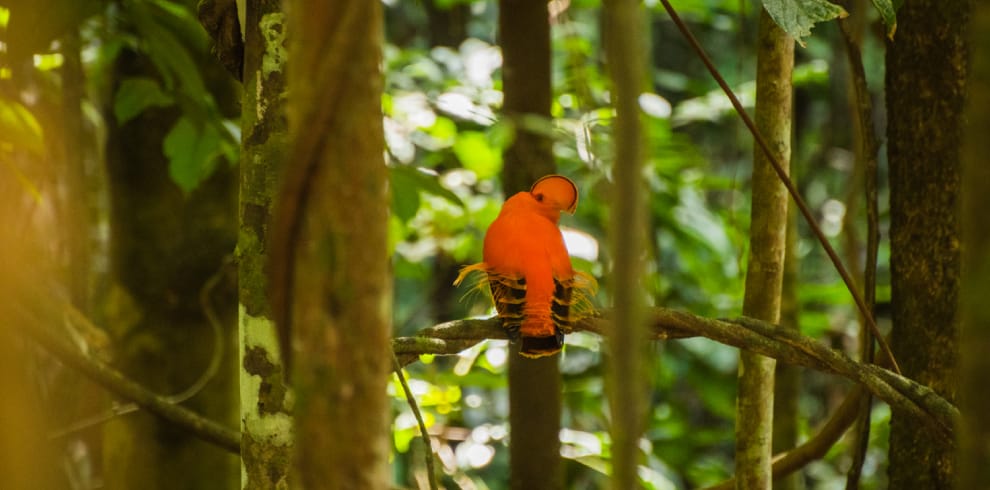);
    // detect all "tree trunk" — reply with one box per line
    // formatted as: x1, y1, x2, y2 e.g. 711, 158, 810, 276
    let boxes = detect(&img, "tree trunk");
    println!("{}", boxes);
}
238, 1, 291, 488
735, 8, 792, 490
885, 1, 968, 488
102, 47, 239, 490
958, 5, 990, 488
282, 0, 391, 488
603, 0, 649, 488
497, 1, 562, 489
